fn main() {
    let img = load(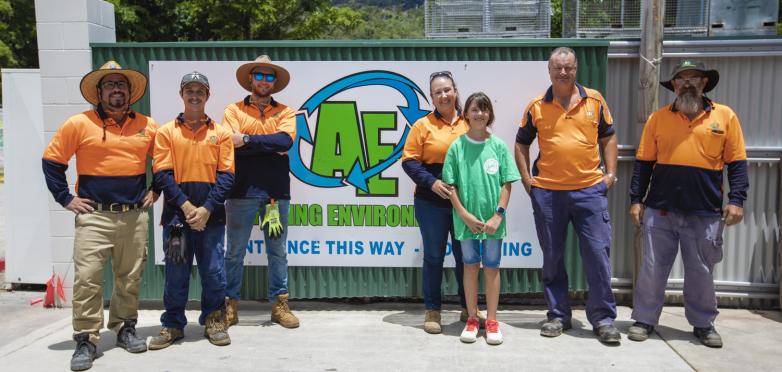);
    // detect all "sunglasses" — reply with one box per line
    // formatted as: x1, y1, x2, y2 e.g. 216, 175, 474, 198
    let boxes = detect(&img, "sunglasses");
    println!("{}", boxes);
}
252, 72, 276, 82
429, 71, 453, 81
